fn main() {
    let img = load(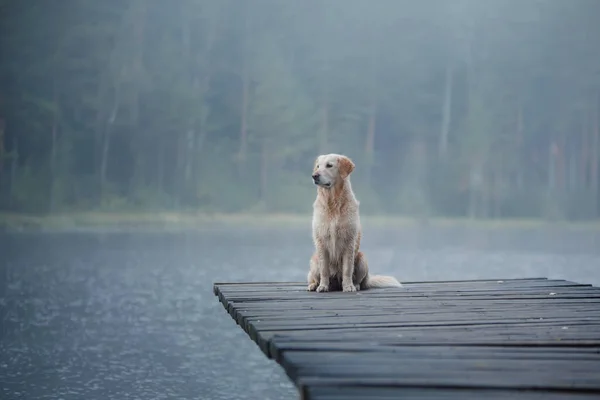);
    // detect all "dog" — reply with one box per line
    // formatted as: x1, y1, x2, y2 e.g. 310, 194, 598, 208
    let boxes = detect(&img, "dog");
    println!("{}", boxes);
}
307, 153, 402, 292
